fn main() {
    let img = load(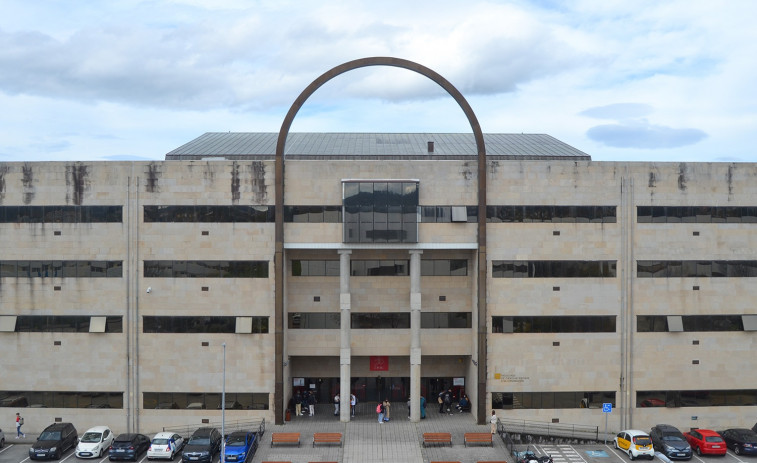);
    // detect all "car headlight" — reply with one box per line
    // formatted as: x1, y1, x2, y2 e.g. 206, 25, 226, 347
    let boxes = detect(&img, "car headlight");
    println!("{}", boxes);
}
199, 451, 209, 456
50, 447, 57, 452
